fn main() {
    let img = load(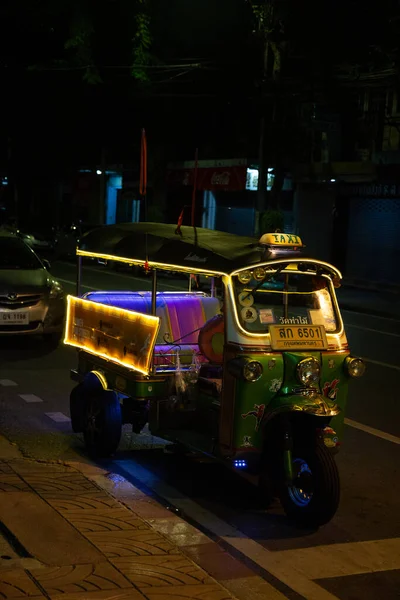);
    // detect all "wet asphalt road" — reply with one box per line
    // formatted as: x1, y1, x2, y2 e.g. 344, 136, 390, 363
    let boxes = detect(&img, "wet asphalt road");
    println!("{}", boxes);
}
0, 260, 399, 600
